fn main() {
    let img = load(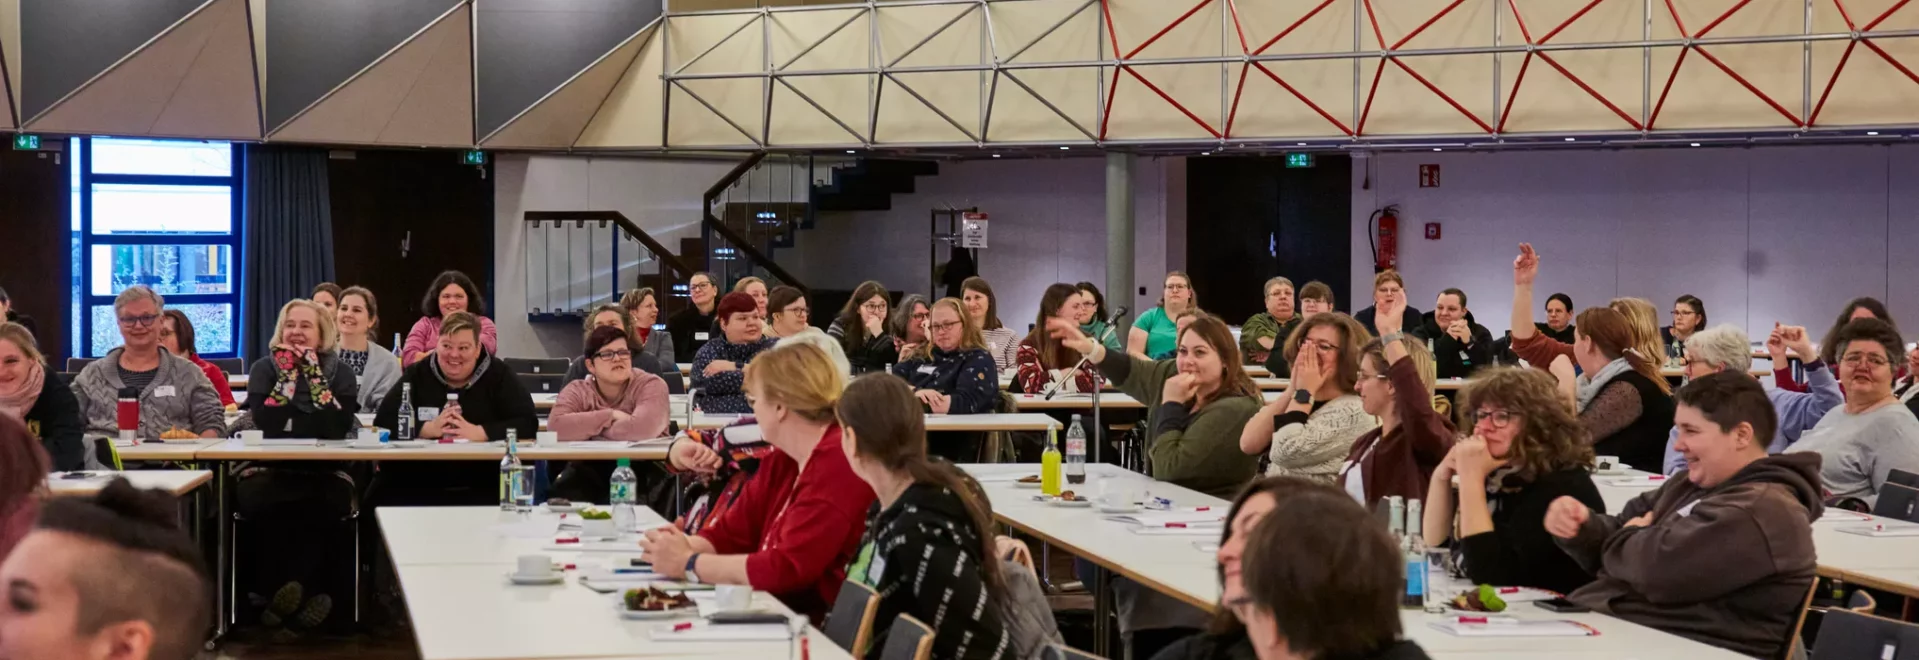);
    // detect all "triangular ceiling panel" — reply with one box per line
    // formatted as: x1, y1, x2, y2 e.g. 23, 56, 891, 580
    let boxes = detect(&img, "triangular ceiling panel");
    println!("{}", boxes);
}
0, 0, 18, 128
29, 0, 257, 138
261, 0, 460, 132
482, 25, 651, 148
19, 0, 206, 121
475, 0, 660, 140
269, 4, 473, 147
576, 19, 665, 149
